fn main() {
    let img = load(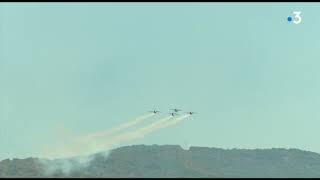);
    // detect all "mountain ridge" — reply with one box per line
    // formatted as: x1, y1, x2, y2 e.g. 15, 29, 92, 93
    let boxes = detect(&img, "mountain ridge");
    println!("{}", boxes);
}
1, 144, 320, 178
